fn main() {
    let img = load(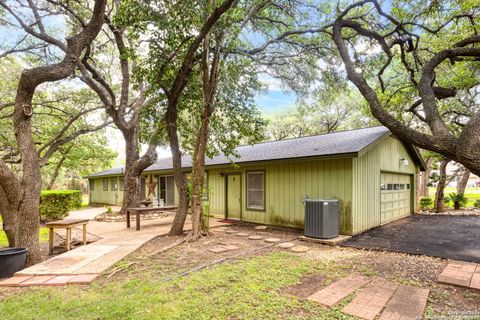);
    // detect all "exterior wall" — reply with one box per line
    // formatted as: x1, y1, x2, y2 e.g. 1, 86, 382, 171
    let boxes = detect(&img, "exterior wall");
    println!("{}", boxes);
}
88, 135, 421, 236
89, 176, 124, 205
352, 136, 419, 234
89, 173, 179, 206
143, 173, 179, 205
207, 157, 354, 234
